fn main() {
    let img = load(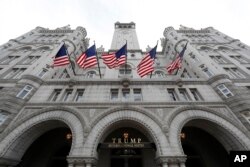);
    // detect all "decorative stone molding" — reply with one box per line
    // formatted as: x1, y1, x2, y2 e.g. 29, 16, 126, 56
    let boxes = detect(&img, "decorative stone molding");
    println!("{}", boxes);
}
76, 27, 87, 38
20, 74, 44, 85
0, 157, 20, 166
174, 39, 189, 53
63, 39, 77, 53
163, 27, 175, 37
168, 109, 250, 155
0, 110, 85, 160
67, 156, 98, 166
83, 110, 169, 157
90, 106, 163, 130
155, 156, 186, 165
